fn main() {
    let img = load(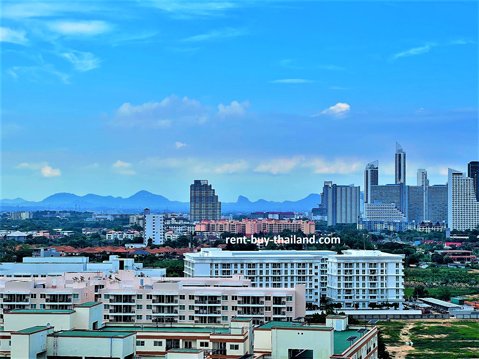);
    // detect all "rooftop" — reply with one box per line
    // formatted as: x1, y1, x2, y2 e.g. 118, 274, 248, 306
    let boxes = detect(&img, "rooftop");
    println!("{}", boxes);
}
9, 309, 74, 314
76, 301, 100, 308
257, 321, 331, 331
101, 325, 230, 334
16, 326, 50, 334
333, 329, 364, 354
52, 330, 134, 338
